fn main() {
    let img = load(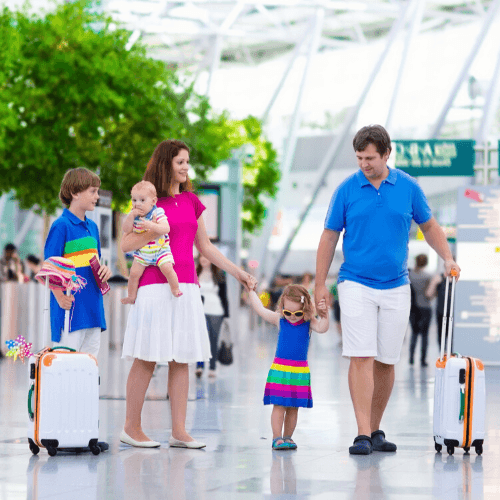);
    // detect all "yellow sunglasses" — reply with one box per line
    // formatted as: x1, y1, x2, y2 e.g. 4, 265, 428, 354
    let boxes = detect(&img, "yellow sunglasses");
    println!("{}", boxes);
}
283, 309, 304, 318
